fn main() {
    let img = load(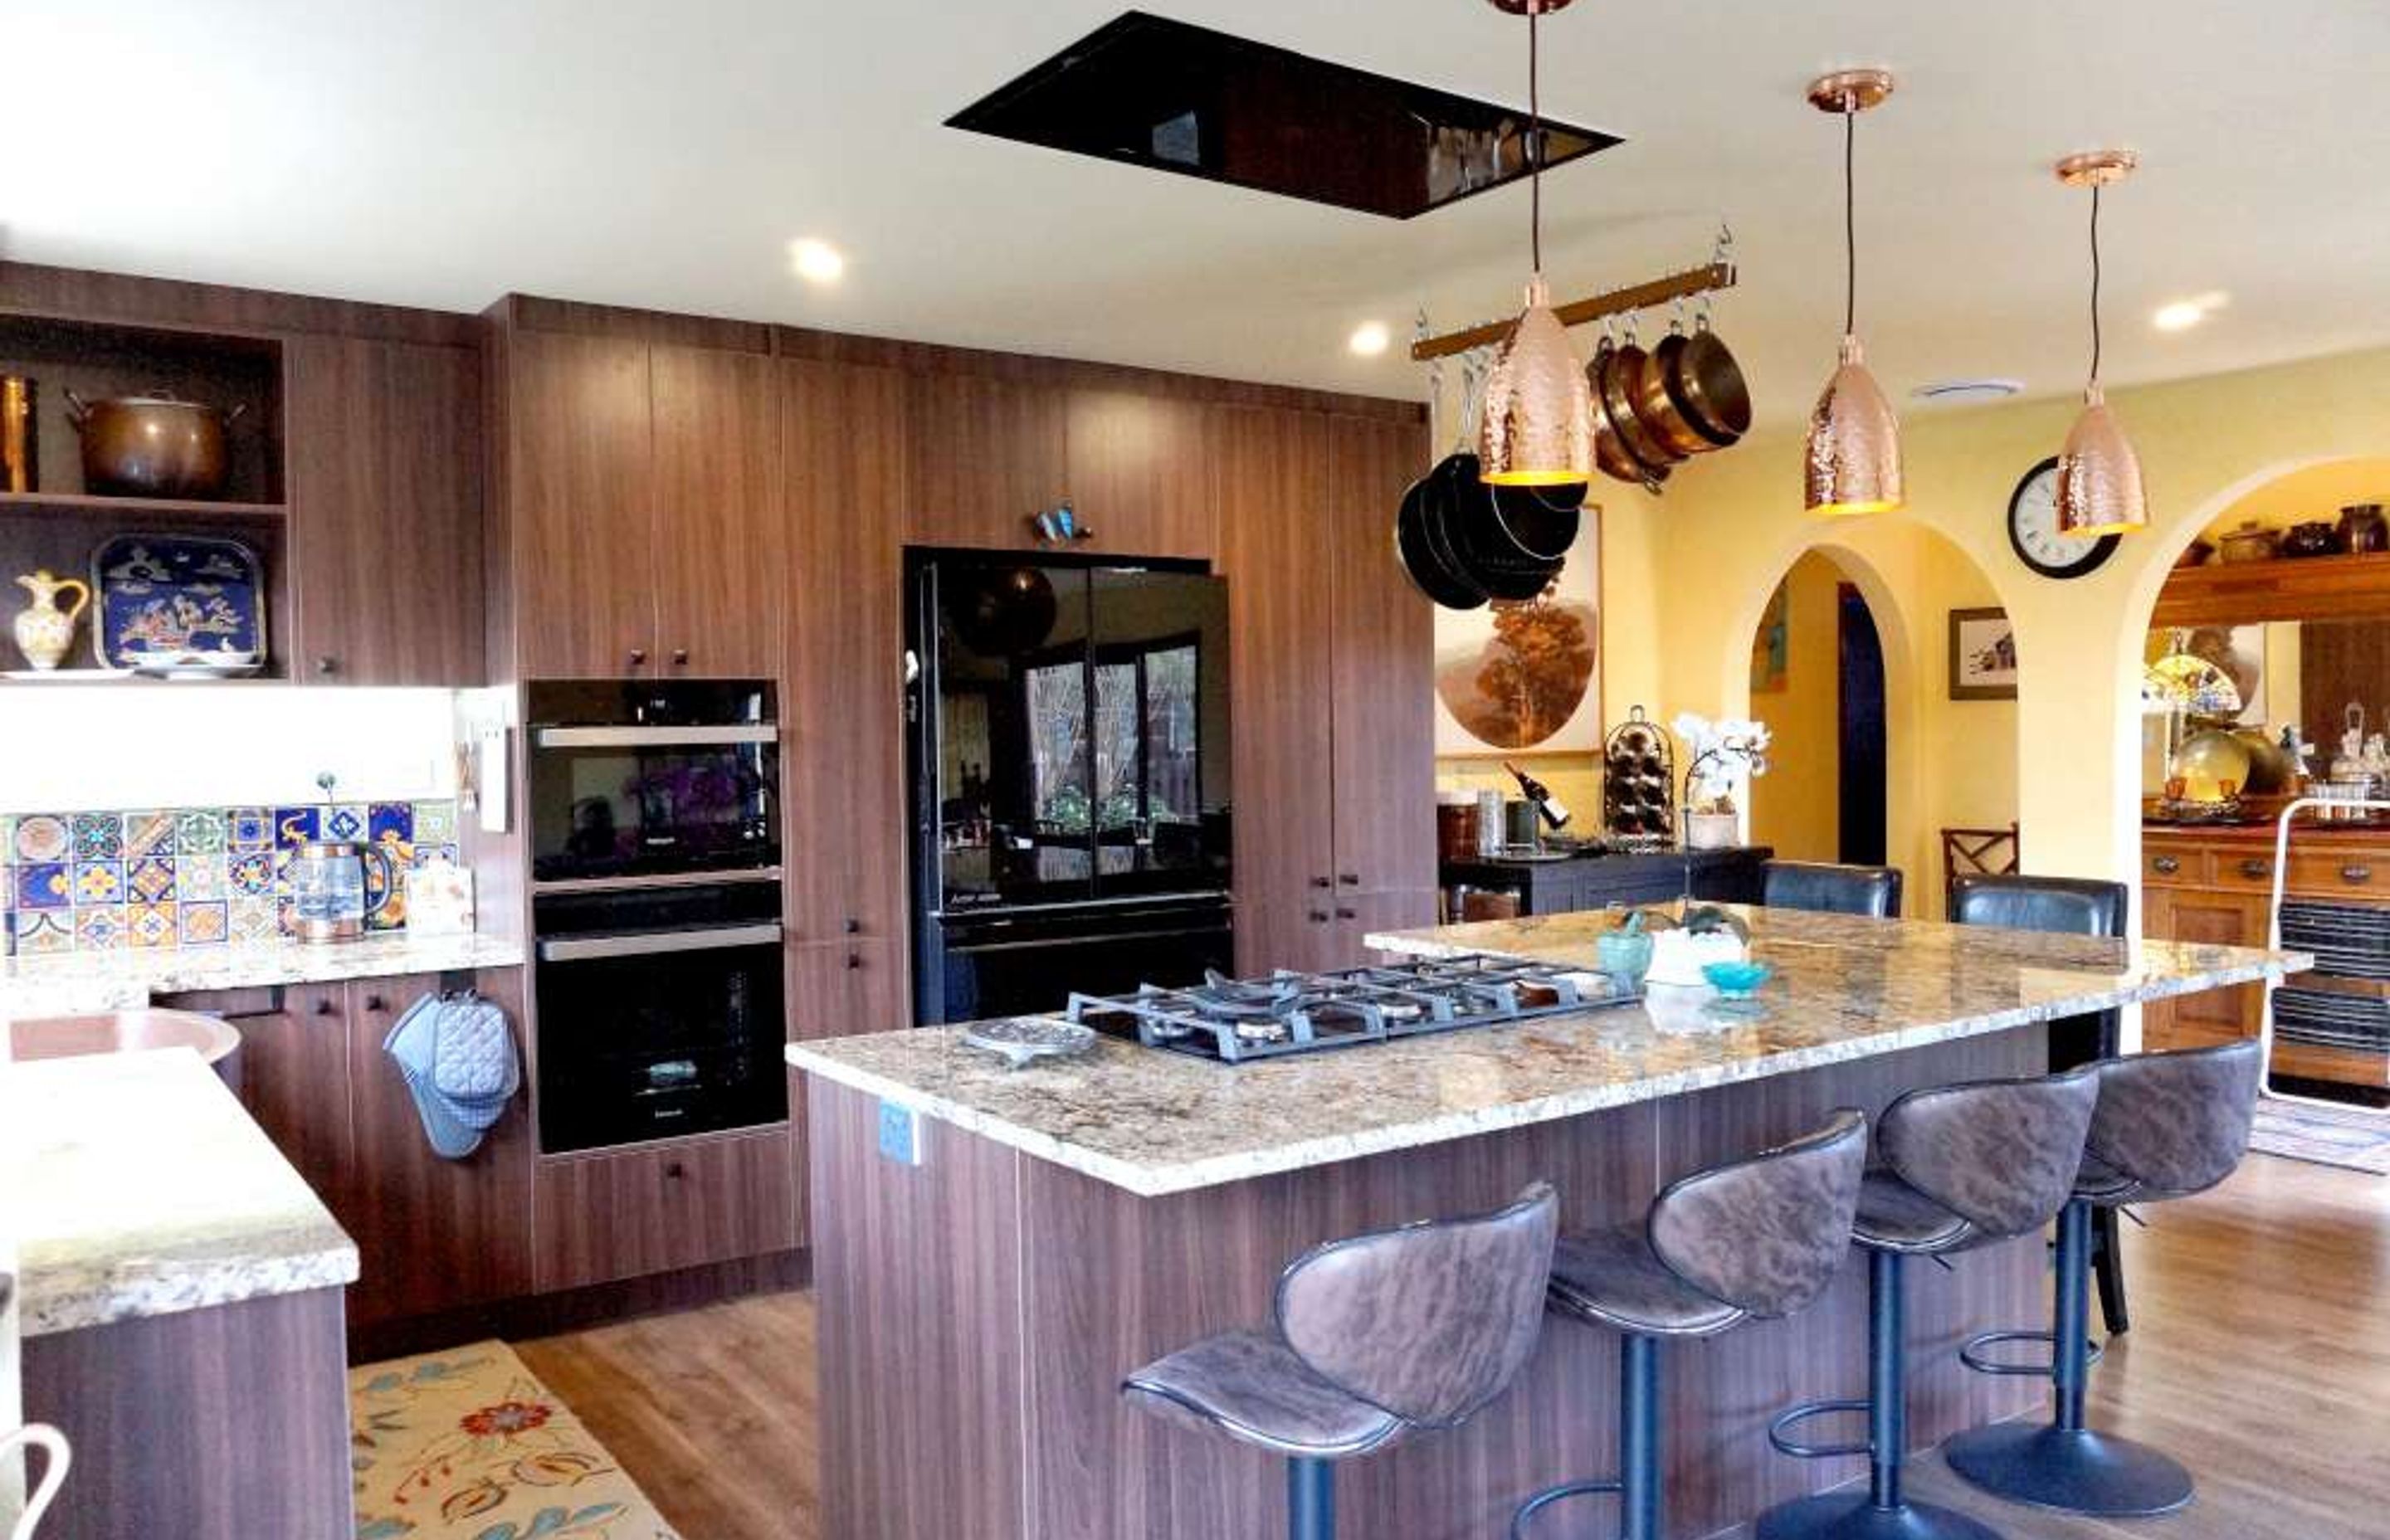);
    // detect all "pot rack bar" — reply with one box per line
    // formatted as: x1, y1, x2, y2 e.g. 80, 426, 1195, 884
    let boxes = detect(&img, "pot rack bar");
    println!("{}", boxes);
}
1408, 259, 1739, 362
